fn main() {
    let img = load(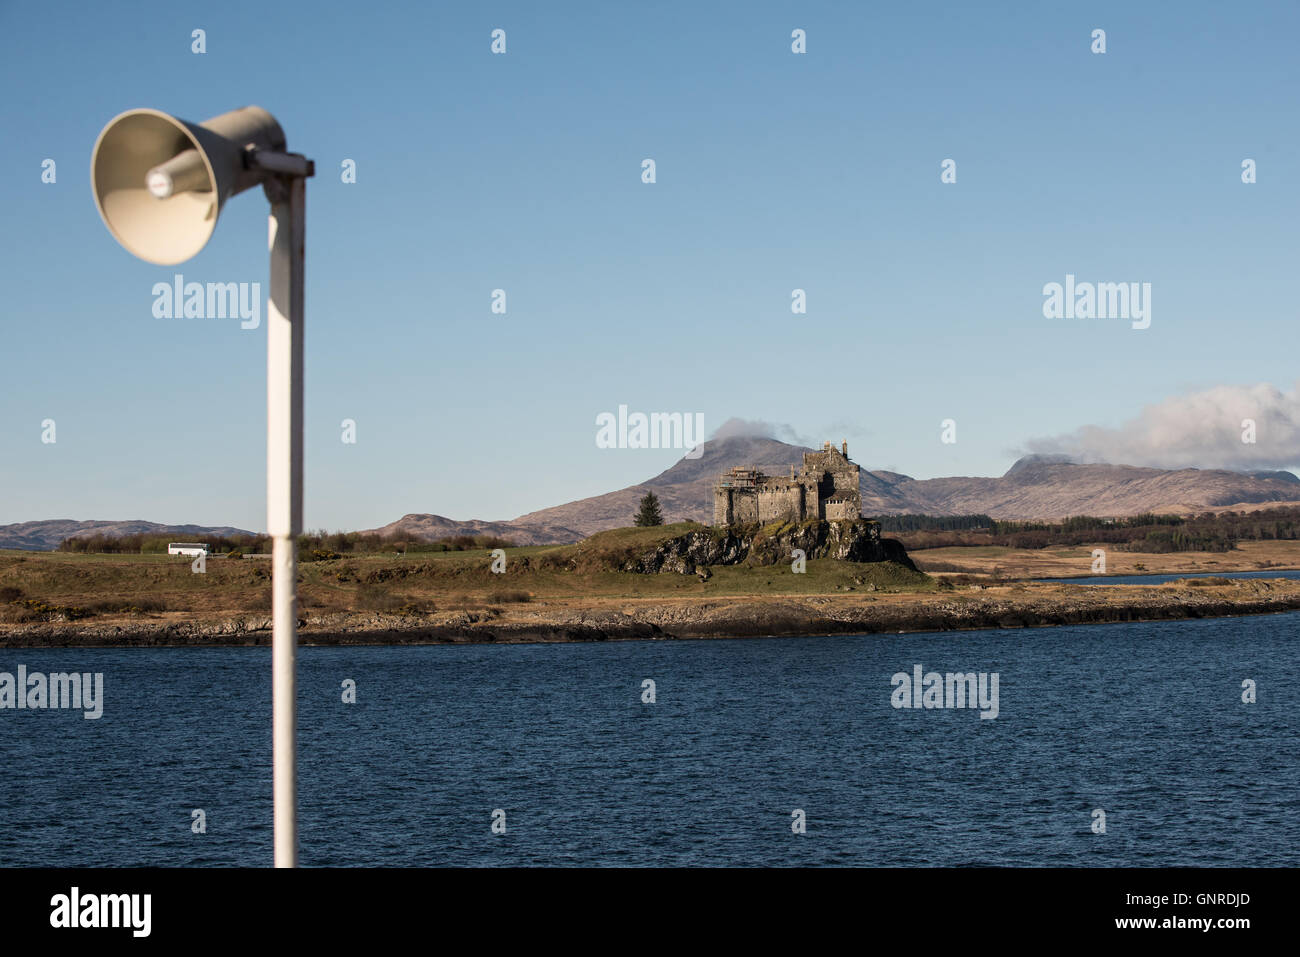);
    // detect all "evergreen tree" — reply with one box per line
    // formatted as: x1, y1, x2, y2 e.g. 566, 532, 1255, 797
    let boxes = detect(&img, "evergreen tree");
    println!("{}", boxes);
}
634, 491, 664, 527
